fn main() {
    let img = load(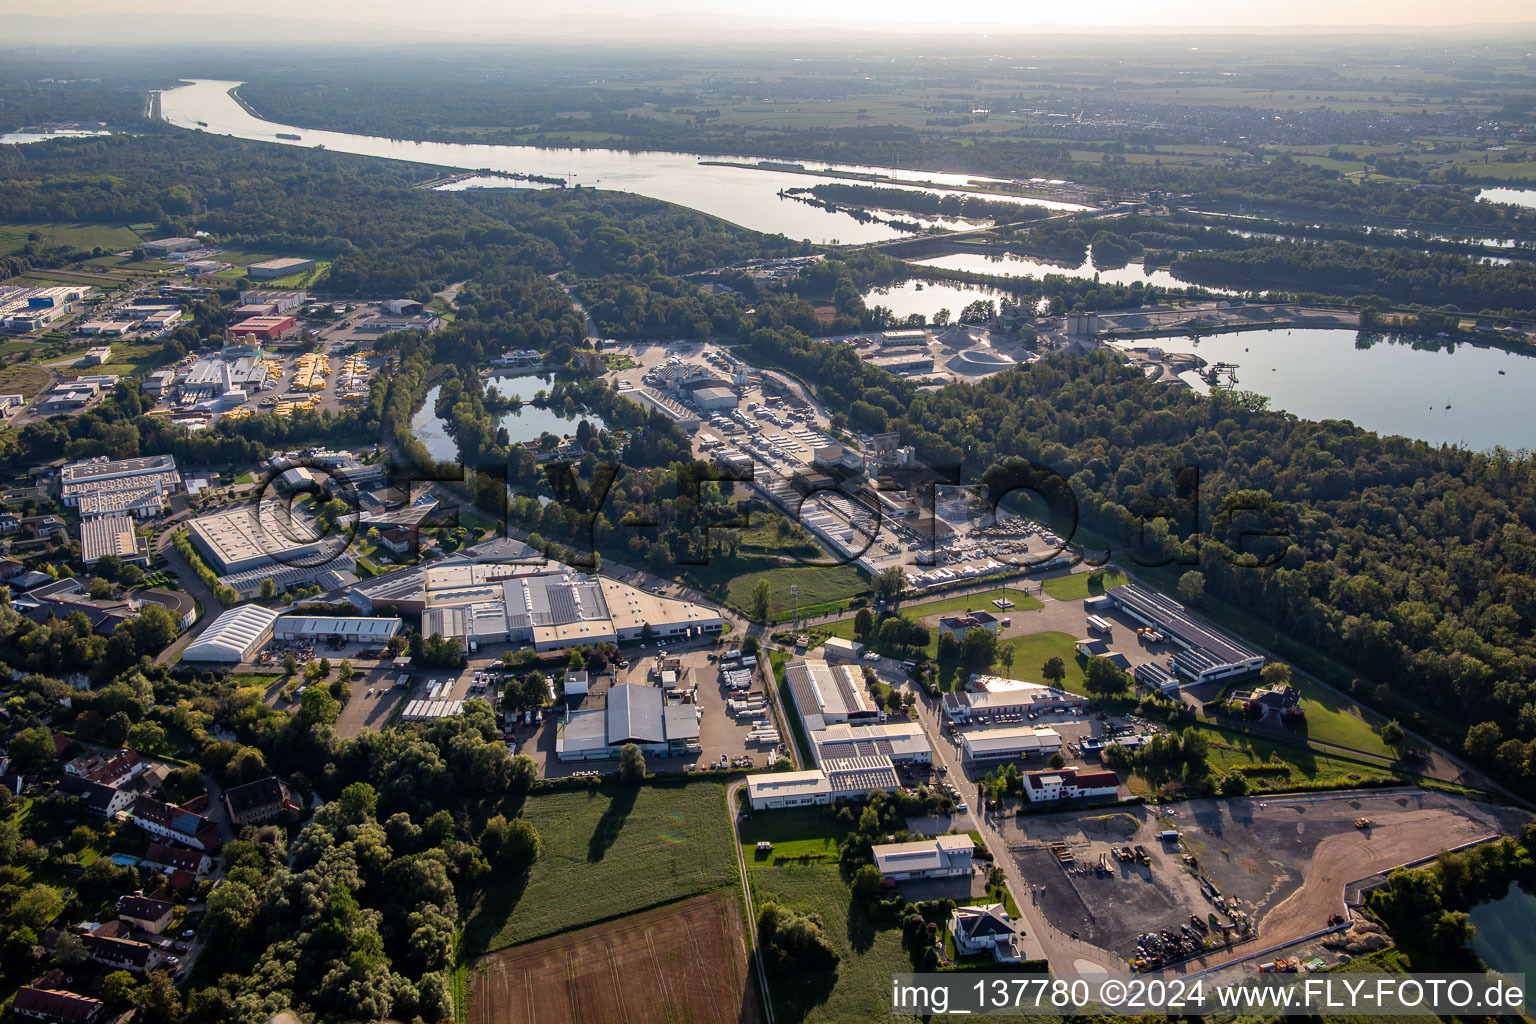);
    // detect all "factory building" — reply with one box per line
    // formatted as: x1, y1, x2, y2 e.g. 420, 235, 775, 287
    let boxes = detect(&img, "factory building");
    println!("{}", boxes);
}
809, 720, 932, 766
783, 658, 879, 733
743, 755, 901, 809
1022, 767, 1121, 804
940, 682, 1087, 722
238, 289, 306, 314
142, 237, 199, 256
1106, 584, 1263, 685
